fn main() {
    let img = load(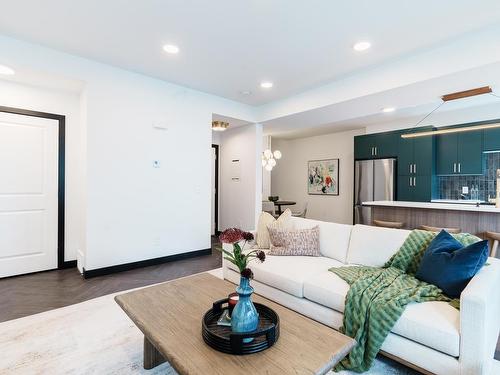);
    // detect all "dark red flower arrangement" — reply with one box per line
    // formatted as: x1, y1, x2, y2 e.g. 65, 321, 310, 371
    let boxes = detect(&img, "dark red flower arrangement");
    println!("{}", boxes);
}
218, 228, 264, 279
